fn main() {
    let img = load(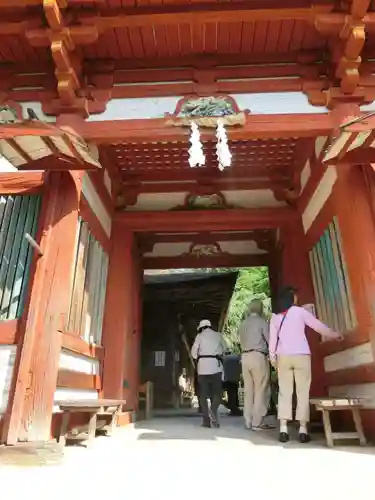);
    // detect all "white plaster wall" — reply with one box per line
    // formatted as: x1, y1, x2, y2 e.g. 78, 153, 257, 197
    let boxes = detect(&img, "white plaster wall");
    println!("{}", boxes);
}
231, 92, 328, 115
144, 242, 191, 258
315, 136, 328, 158
329, 383, 375, 409
0, 345, 17, 414
0, 157, 17, 172
126, 192, 187, 211
82, 173, 112, 237
103, 169, 112, 196
324, 342, 374, 373
302, 166, 337, 233
19, 102, 56, 123
86, 92, 328, 121
300, 159, 311, 193
219, 240, 267, 255
53, 388, 99, 411
87, 96, 182, 121
59, 349, 99, 375
223, 189, 285, 208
